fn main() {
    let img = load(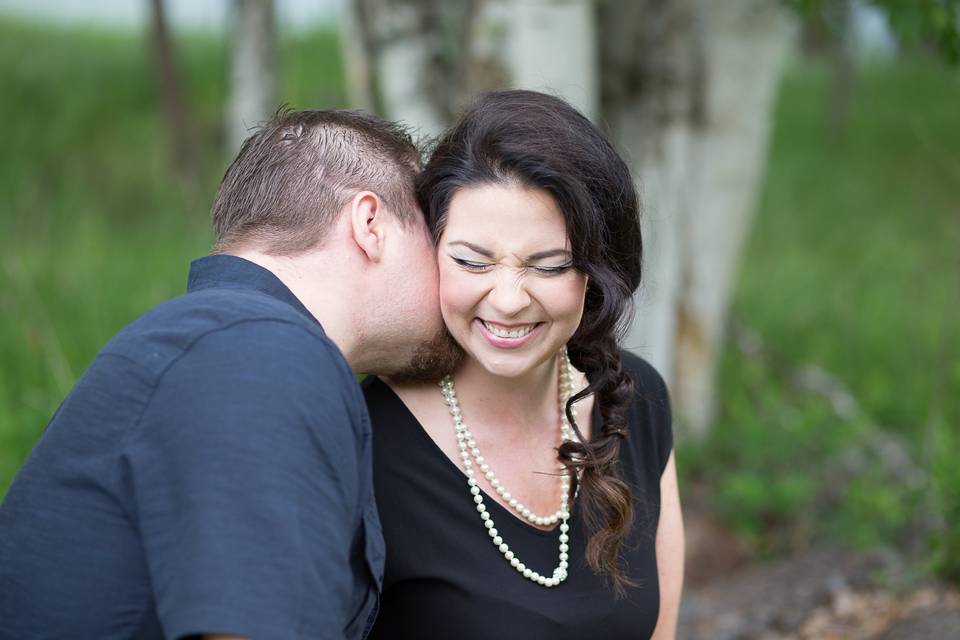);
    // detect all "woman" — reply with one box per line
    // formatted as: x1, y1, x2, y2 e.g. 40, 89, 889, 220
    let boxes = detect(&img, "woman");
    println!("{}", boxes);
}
363, 90, 684, 639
